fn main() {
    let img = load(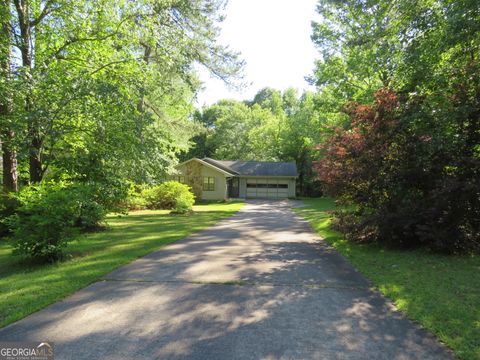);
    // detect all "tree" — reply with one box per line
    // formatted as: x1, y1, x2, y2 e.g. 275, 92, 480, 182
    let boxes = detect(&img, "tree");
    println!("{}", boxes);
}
1, 0, 242, 188
0, 0, 17, 192
310, 0, 398, 103
280, 92, 324, 195
311, 0, 480, 253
